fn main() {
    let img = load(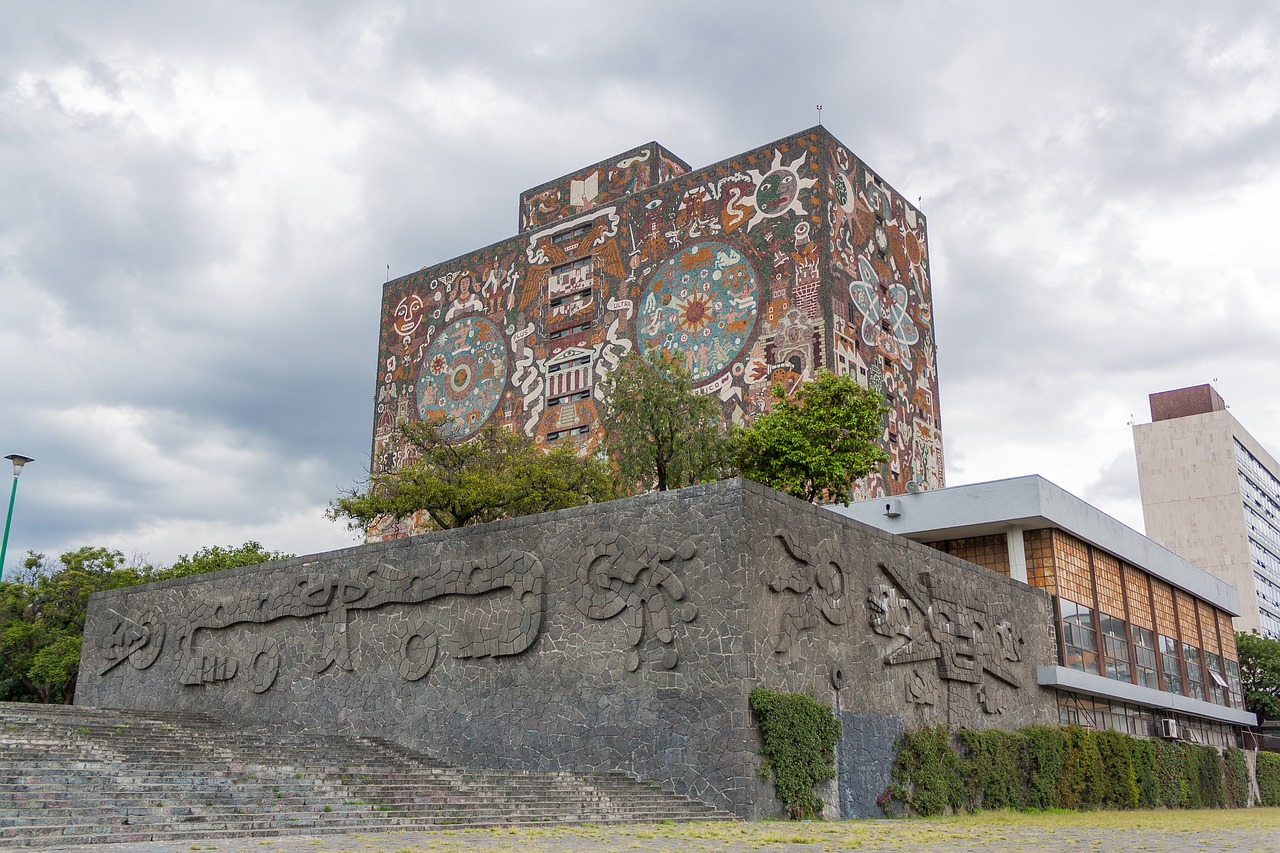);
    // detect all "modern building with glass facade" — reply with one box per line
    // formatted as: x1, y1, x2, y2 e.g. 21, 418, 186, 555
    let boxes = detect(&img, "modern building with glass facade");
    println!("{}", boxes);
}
1134, 384, 1280, 639
831, 475, 1256, 746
